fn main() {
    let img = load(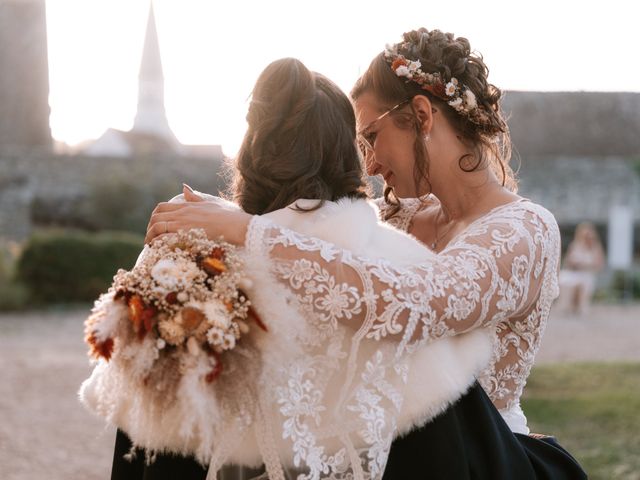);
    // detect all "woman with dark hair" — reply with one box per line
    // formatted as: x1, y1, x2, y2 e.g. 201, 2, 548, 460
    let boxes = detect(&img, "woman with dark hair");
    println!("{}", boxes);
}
140, 45, 587, 477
